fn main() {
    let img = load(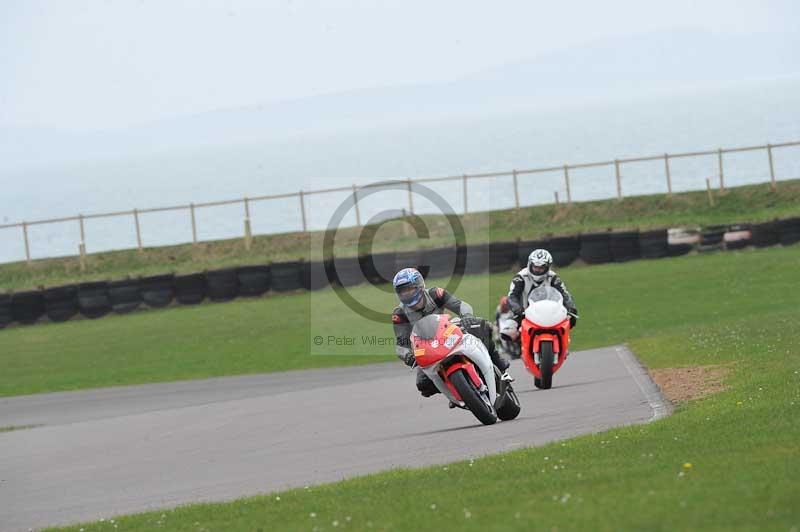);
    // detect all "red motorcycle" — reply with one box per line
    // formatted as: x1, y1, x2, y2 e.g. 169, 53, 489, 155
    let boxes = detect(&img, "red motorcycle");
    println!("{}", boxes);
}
411, 314, 521, 425
519, 285, 573, 389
